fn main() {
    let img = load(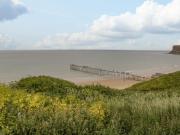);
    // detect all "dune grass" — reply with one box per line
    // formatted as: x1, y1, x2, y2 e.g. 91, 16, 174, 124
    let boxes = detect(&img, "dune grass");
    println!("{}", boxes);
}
0, 72, 180, 135
126, 71, 180, 91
